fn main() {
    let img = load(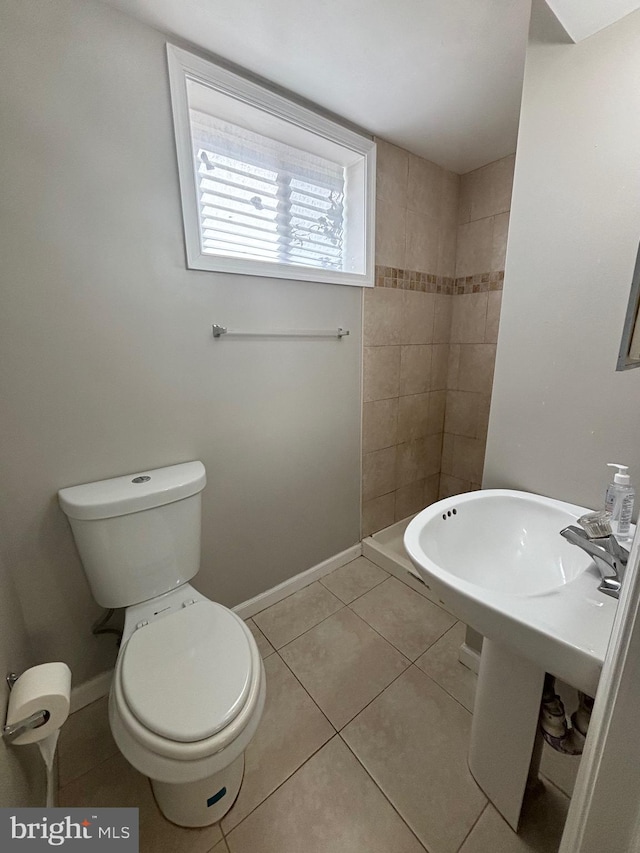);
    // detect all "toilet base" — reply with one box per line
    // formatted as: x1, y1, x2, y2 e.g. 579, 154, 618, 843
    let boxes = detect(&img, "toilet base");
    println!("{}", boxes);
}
151, 753, 245, 826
